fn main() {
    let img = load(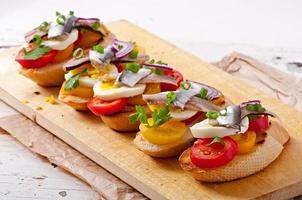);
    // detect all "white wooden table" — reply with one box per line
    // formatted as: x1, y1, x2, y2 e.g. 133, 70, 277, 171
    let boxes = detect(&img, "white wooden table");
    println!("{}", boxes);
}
1, 0, 302, 199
